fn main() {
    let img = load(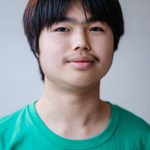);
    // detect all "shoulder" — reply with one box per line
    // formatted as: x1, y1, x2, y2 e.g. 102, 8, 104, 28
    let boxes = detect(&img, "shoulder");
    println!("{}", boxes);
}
114, 104, 150, 130
0, 105, 28, 128
112, 104, 150, 144
110, 103, 150, 149
0, 104, 30, 142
